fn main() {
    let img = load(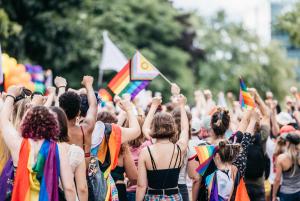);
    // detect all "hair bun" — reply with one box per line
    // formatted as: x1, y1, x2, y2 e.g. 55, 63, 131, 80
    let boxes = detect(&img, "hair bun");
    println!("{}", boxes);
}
219, 141, 226, 148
